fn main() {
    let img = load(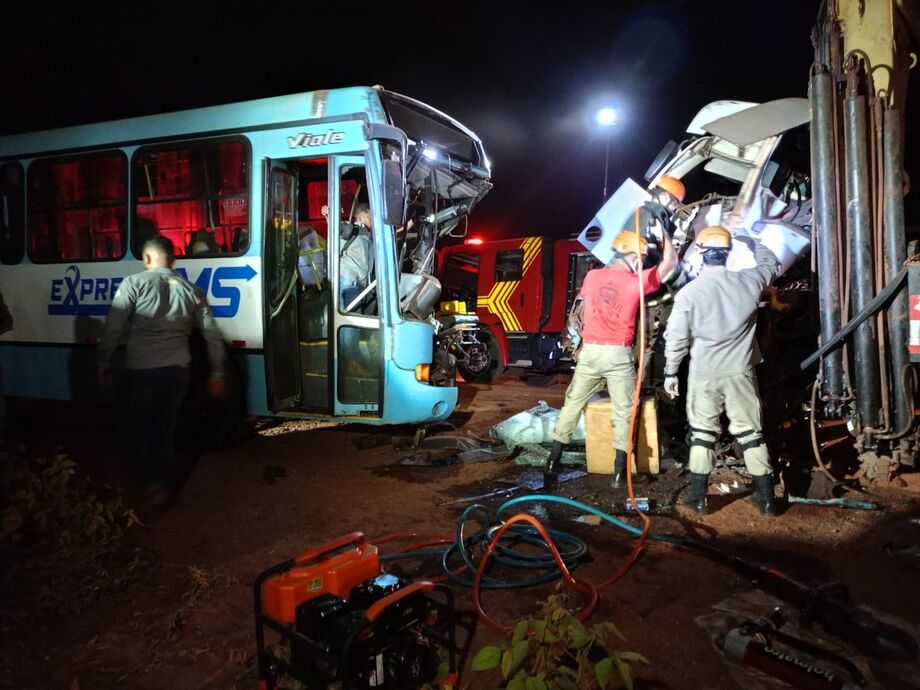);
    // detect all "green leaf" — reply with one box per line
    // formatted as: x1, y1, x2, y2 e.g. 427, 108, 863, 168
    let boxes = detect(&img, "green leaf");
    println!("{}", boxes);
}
616, 658, 634, 690
595, 657, 614, 689
436, 659, 450, 679
533, 621, 560, 644
513, 619, 530, 645
502, 649, 513, 679
616, 651, 648, 664
507, 673, 527, 690
525, 677, 548, 690
565, 627, 591, 650
532, 620, 547, 643
553, 675, 579, 690
556, 667, 577, 678
471, 645, 501, 671
509, 639, 530, 676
